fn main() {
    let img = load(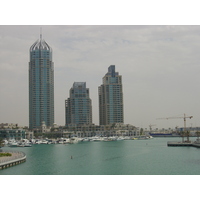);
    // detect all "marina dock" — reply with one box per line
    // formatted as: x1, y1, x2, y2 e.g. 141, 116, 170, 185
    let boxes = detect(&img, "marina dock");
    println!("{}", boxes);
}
167, 141, 200, 148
